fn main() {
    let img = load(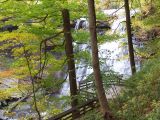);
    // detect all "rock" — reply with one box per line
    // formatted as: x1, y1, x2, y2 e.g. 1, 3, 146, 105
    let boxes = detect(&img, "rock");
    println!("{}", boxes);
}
0, 25, 18, 32
72, 18, 111, 30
